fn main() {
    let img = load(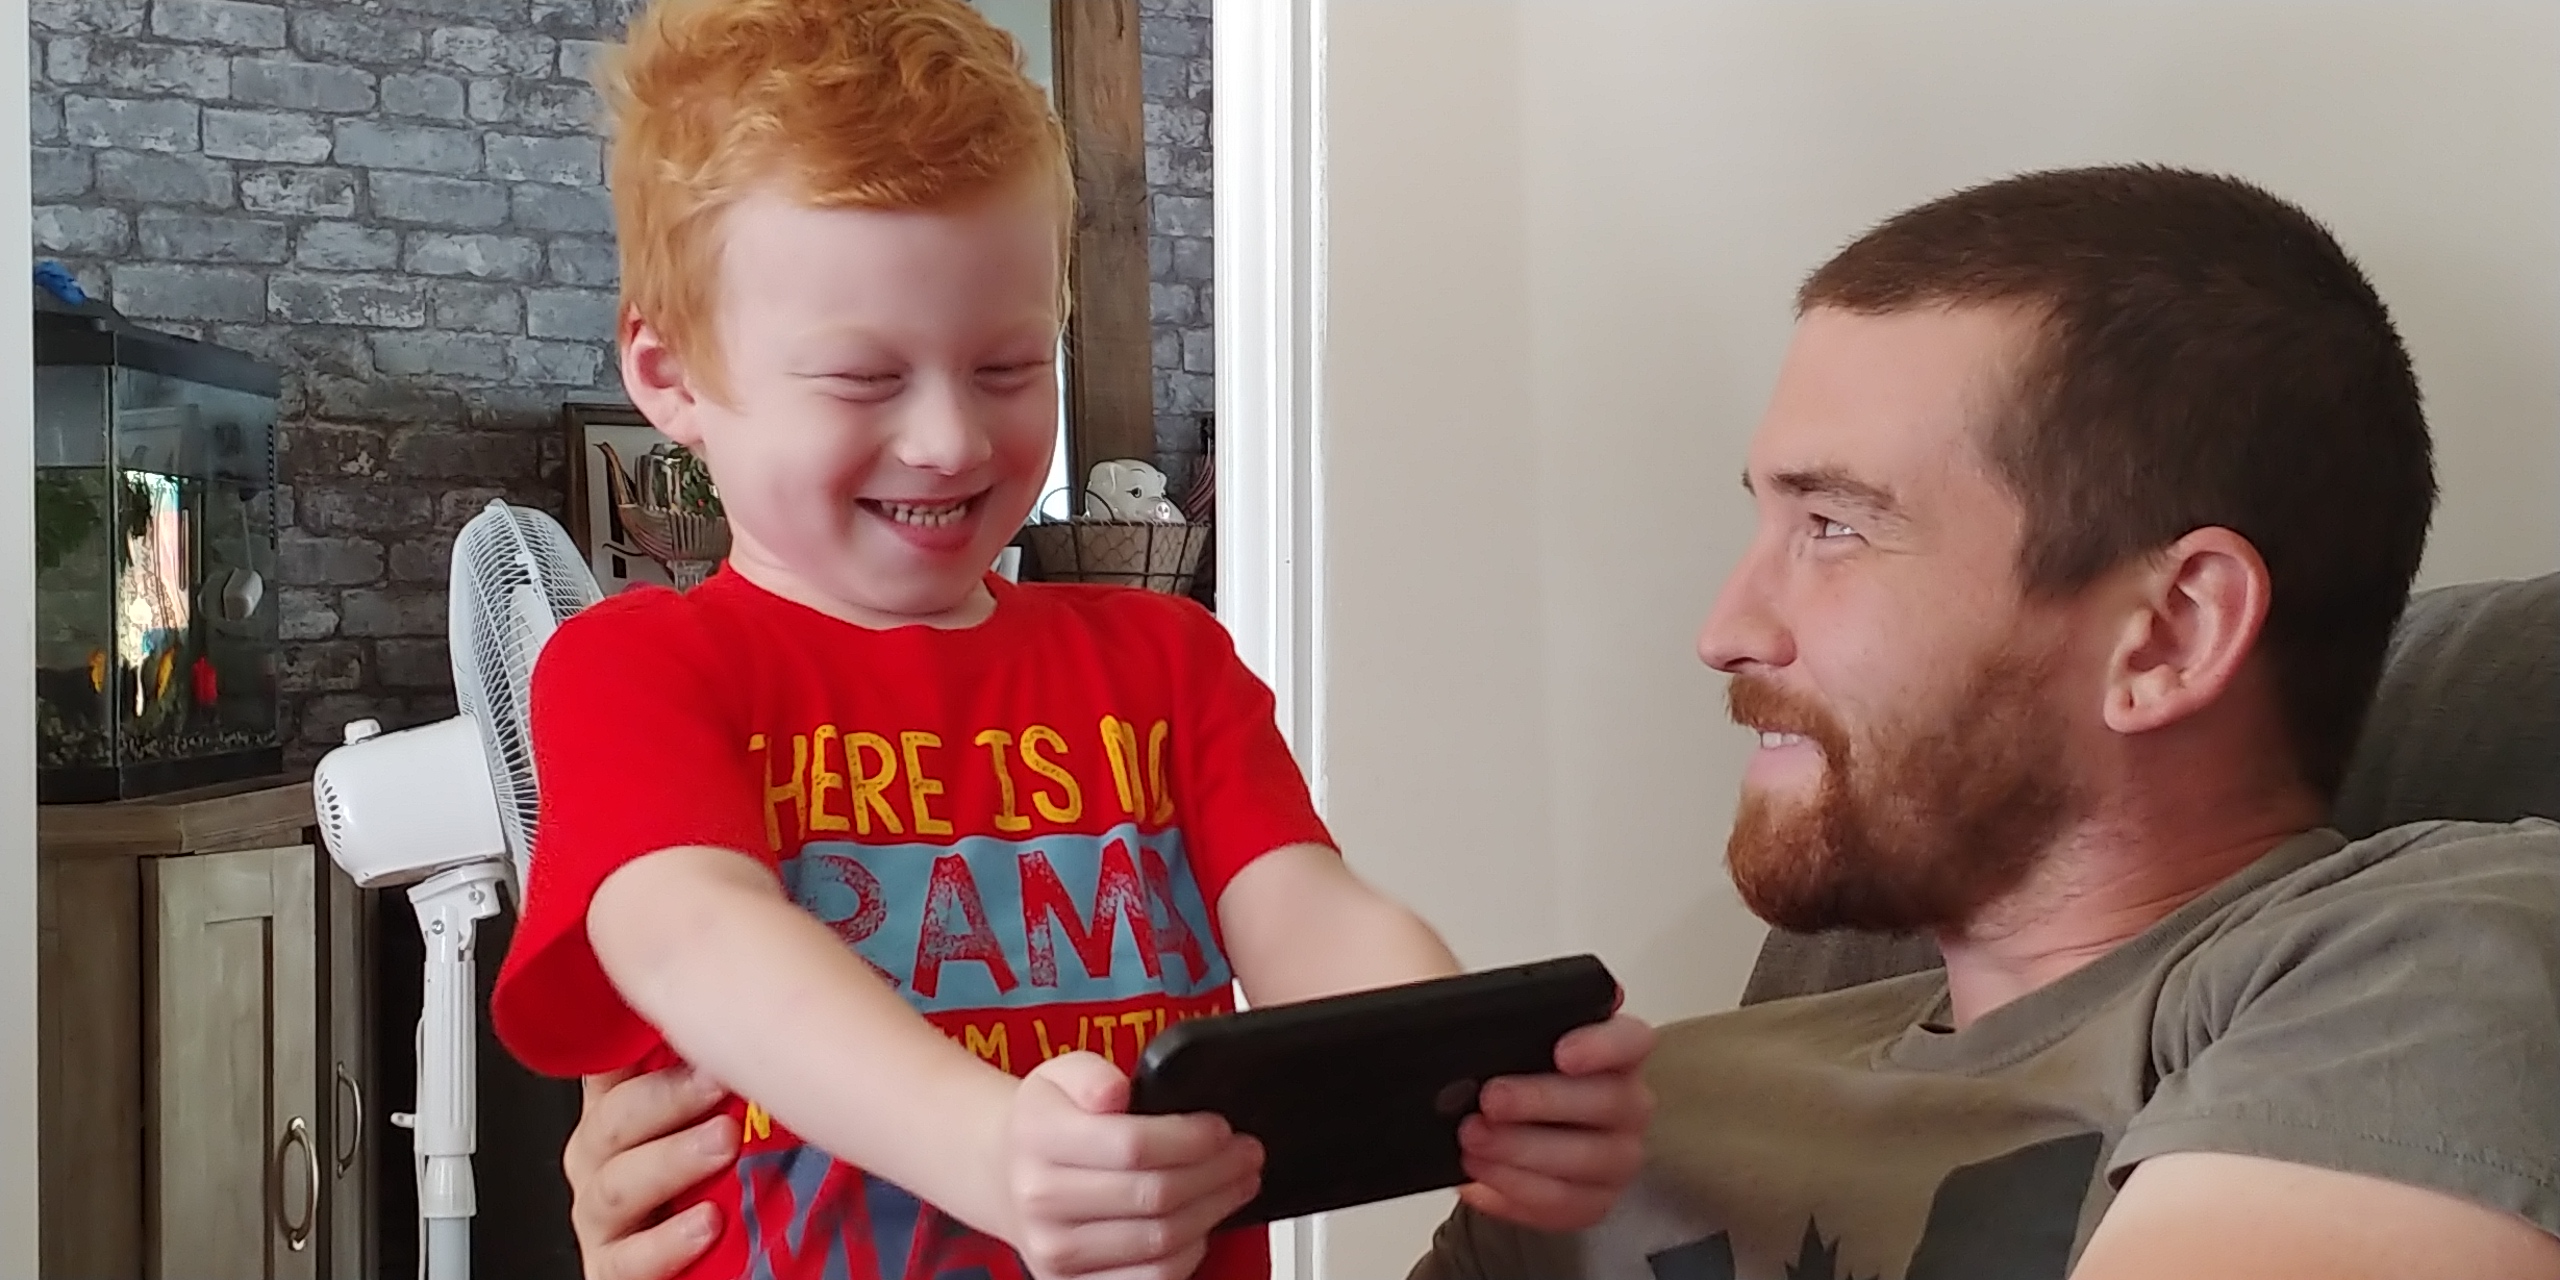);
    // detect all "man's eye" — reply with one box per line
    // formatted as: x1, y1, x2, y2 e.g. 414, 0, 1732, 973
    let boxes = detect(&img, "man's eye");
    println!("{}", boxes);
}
1813, 517, 1857, 540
